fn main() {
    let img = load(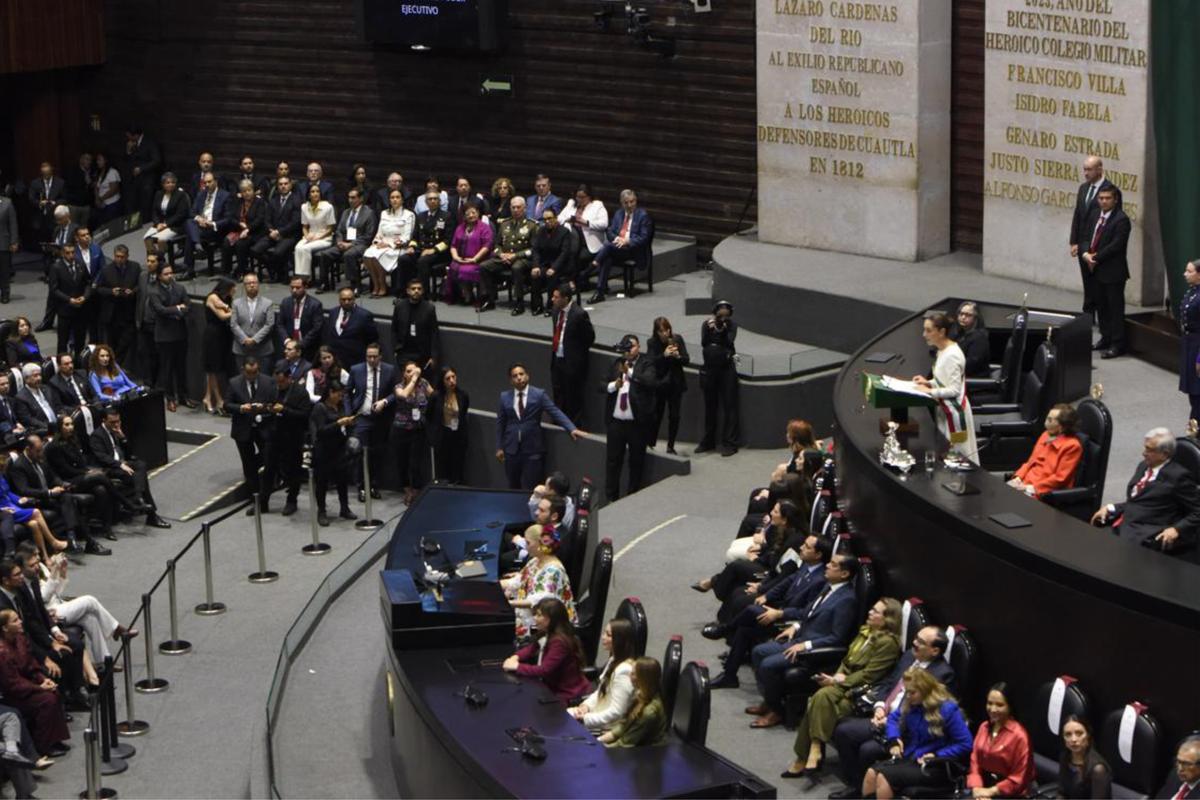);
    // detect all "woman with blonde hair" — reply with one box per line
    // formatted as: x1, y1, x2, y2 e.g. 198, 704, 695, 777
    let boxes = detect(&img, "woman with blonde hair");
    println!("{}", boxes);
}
783, 598, 904, 785
598, 657, 669, 747
862, 667, 973, 799
490, 177, 515, 225
500, 524, 575, 639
